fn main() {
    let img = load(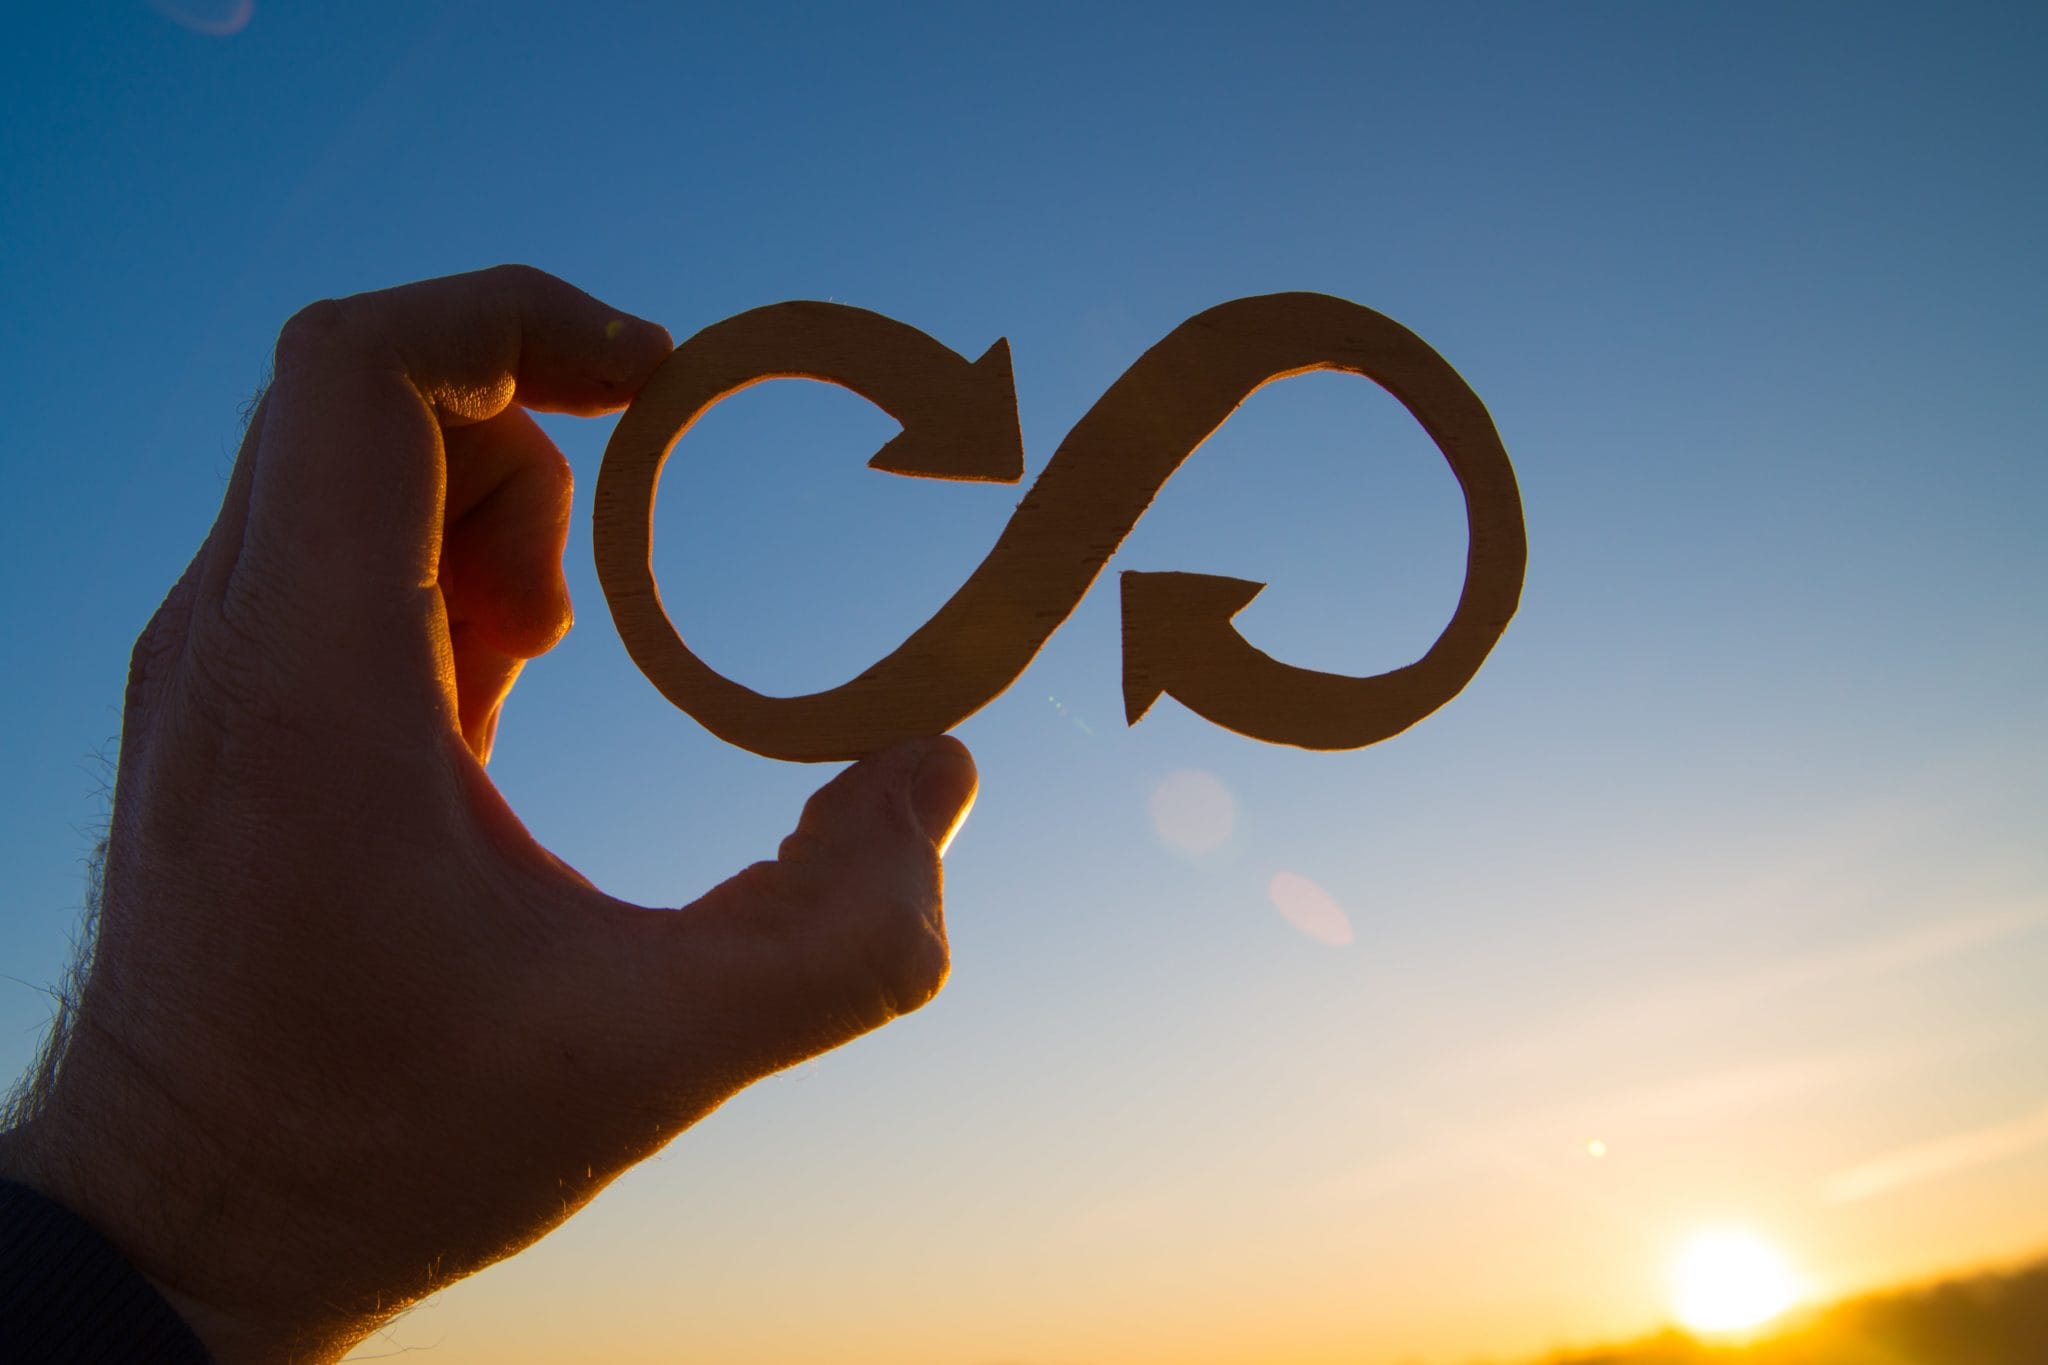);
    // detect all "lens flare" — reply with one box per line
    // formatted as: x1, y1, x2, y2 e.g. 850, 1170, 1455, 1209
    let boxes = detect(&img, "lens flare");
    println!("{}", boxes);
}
149, 0, 254, 35
1149, 769, 1234, 853
1266, 870, 1353, 946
